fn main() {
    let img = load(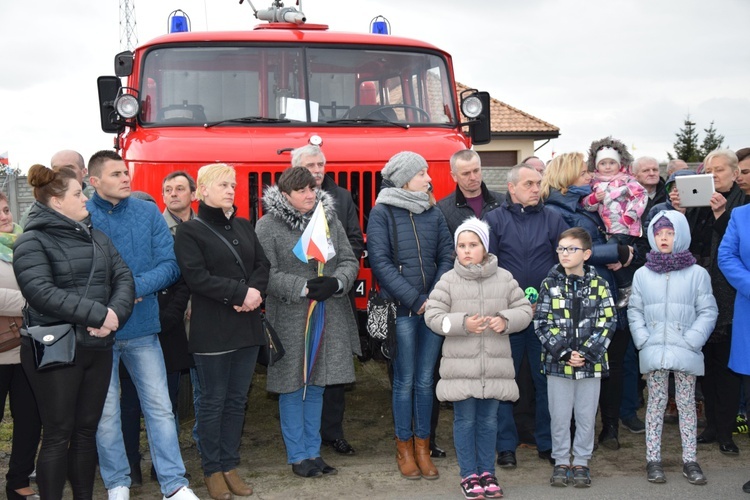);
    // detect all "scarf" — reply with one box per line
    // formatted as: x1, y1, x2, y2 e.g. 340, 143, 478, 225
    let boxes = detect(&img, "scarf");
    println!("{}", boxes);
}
375, 187, 432, 214
645, 249, 696, 274
568, 184, 592, 198
0, 223, 22, 263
